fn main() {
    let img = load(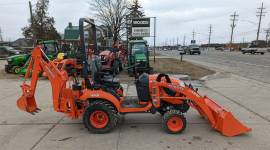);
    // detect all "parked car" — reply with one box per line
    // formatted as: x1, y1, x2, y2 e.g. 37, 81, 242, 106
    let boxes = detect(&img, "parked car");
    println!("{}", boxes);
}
0, 46, 23, 59
185, 45, 201, 55
216, 47, 225, 51
178, 47, 186, 55
241, 43, 266, 55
